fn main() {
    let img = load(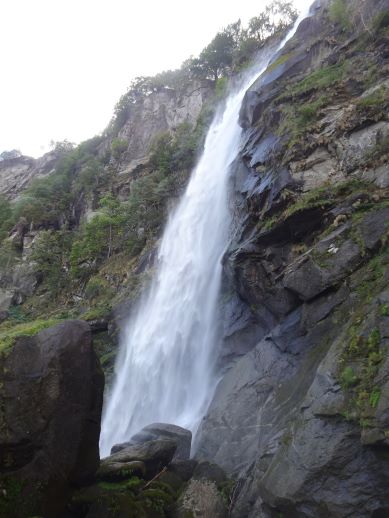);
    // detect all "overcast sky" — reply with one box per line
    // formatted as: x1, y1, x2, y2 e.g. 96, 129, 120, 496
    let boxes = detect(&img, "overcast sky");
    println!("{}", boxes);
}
1, 0, 310, 157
